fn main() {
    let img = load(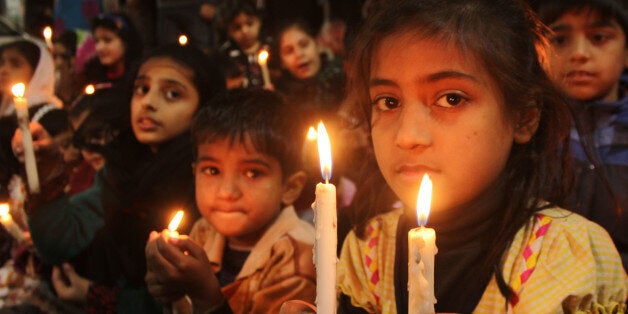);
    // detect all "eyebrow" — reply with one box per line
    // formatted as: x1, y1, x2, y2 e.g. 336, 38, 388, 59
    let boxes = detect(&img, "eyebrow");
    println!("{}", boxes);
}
196, 155, 272, 169
135, 75, 187, 89
369, 70, 479, 87
551, 20, 618, 32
